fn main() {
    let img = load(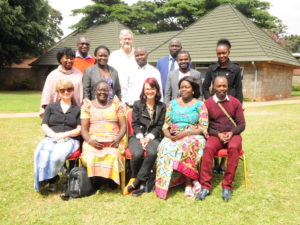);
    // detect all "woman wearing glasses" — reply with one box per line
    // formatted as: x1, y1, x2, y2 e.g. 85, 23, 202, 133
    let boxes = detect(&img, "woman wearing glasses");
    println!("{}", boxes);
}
39, 47, 83, 117
34, 79, 81, 192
